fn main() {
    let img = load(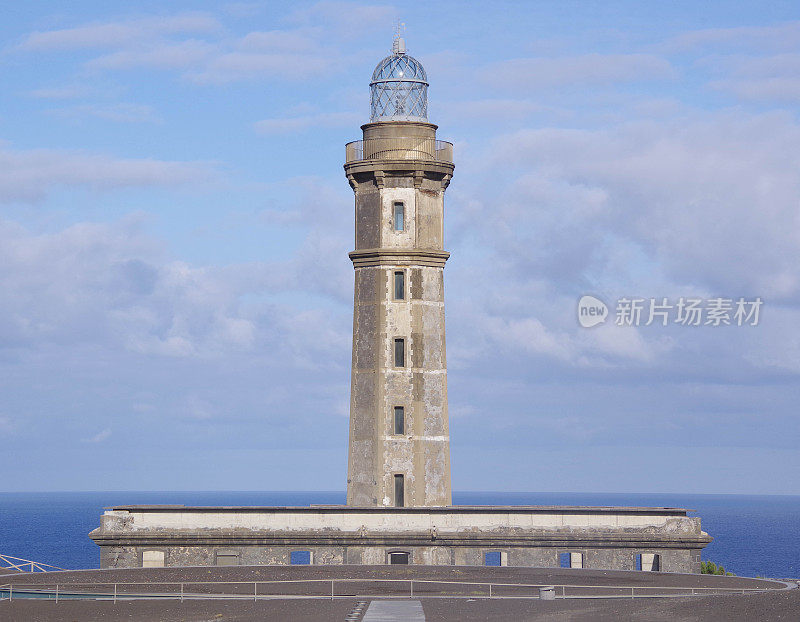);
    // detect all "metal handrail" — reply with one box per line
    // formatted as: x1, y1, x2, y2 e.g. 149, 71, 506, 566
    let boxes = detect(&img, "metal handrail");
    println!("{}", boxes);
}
0, 576, 786, 603
0, 554, 63, 573
345, 138, 453, 163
